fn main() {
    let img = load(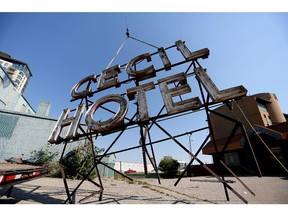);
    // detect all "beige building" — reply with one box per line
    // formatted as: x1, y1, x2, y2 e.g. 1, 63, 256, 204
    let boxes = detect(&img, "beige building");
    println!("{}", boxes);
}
202, 92, 288, 176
